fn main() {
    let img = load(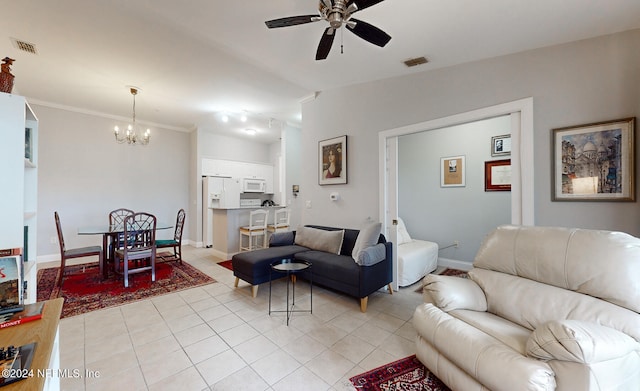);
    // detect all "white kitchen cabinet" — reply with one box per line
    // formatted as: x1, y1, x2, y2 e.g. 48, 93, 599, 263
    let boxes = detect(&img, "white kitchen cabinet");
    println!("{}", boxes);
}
201, 158, 275, 193
0, 93, 38, 303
